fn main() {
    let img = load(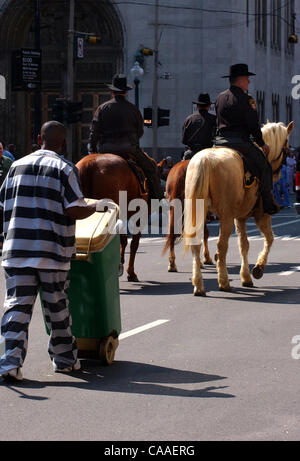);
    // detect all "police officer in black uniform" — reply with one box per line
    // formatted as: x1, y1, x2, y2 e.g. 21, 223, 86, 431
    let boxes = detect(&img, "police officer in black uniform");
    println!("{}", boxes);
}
214, 63, 279, 215
182, 93, 216, 160
88, 74, 164, 200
